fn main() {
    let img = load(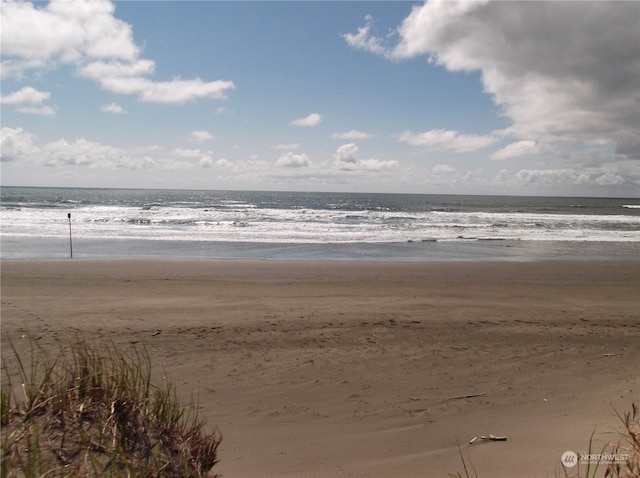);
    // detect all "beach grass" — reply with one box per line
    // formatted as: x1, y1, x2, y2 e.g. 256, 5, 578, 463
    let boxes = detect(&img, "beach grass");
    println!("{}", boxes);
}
556, 402, 639, 478
1, 335, 221, 477
600, 403, 639, 478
